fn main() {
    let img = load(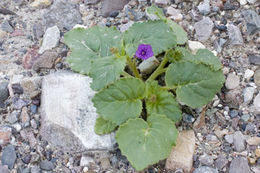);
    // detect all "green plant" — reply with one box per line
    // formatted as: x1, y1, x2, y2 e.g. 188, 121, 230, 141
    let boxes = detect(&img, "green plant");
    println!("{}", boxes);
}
64, 5, 224, 171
